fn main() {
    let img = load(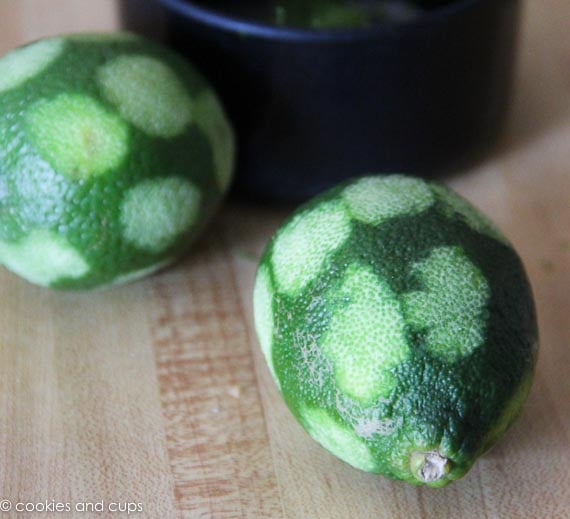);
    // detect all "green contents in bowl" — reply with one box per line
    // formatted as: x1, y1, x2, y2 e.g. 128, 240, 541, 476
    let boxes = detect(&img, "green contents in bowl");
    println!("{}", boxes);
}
274, 0, 422, 28
197, 1, 457, 29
